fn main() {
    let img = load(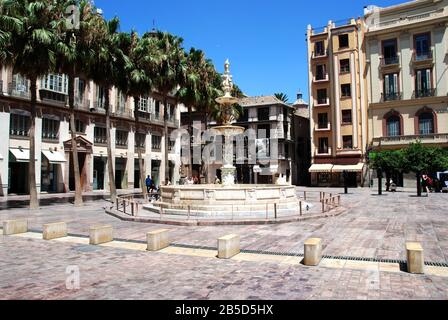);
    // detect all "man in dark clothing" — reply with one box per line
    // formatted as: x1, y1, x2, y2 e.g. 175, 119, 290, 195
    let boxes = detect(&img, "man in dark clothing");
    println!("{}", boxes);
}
145, 175, 152, 193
